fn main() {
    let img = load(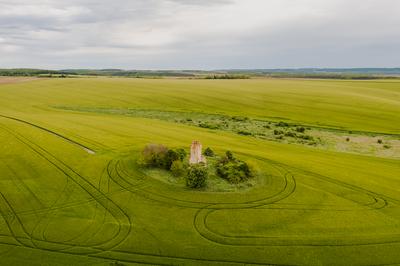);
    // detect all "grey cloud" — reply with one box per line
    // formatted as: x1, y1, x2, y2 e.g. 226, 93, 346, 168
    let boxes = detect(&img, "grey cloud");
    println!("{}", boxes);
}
167, 0, 233, 6
0, 0, 399, 69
